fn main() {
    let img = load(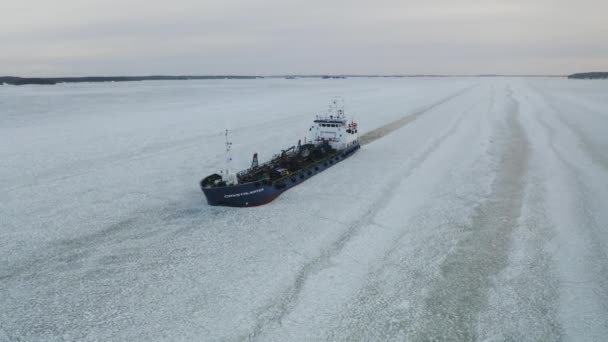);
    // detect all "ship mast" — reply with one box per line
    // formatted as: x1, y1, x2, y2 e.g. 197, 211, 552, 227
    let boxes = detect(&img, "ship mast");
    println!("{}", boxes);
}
329, 96, 344, 118
224, 129, 232, 173
223, 129, 237, 185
